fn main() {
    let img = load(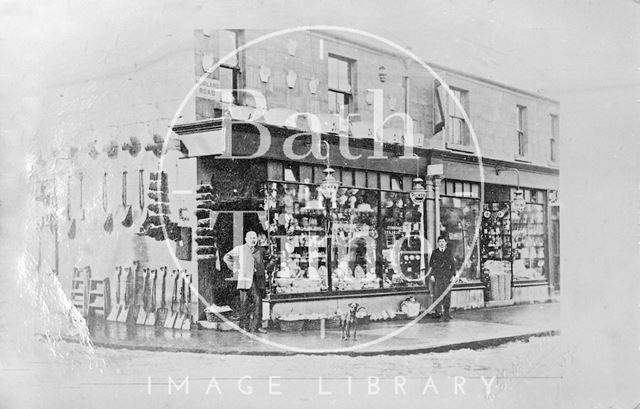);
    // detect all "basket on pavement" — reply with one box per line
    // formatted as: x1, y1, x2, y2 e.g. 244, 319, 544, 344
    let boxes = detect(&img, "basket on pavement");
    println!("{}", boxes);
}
325, 315, 342, 329
277, 318, 305, 332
